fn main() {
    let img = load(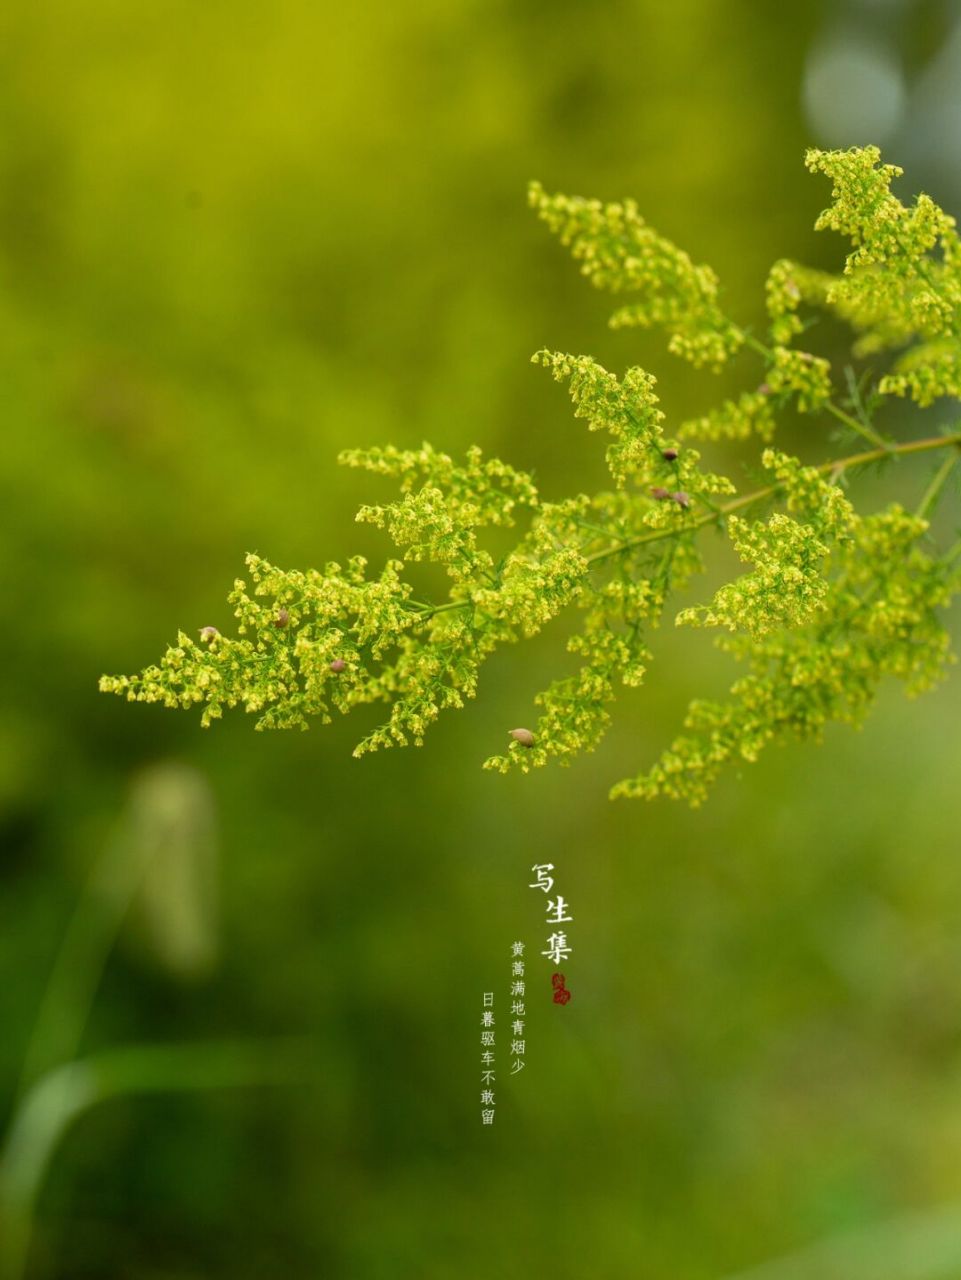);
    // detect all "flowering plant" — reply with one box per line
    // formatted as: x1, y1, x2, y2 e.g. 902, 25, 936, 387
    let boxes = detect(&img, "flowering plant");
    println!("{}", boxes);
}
101, 148, 961, 804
